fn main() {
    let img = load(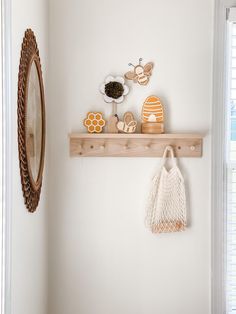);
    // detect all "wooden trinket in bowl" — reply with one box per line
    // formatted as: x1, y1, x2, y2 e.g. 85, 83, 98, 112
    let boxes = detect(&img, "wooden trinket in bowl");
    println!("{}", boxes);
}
141, 95, 164, 134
